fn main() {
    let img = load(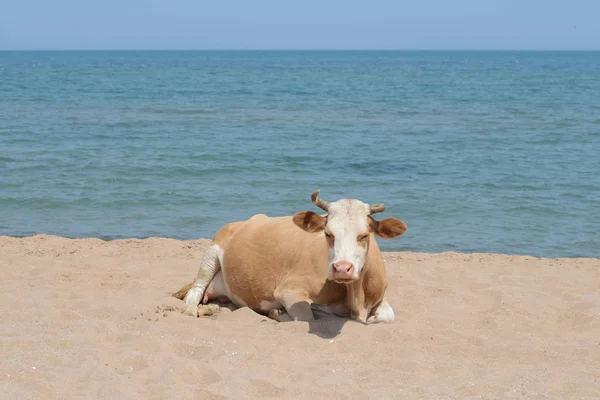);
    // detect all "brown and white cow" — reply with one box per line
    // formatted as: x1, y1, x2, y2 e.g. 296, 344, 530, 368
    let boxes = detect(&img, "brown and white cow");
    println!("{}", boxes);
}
173, 191, 407, 323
